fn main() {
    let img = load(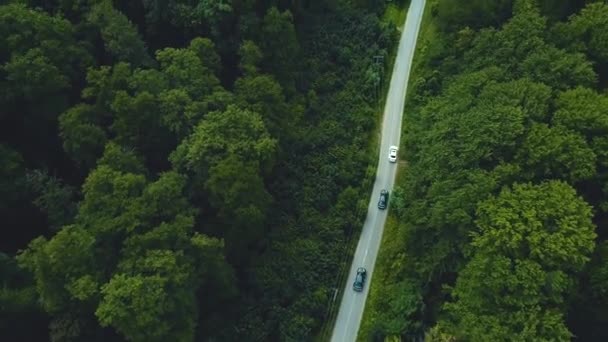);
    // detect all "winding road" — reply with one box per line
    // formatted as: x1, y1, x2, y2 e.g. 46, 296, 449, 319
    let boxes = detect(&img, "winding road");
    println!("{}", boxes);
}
330, 0, 426, 341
